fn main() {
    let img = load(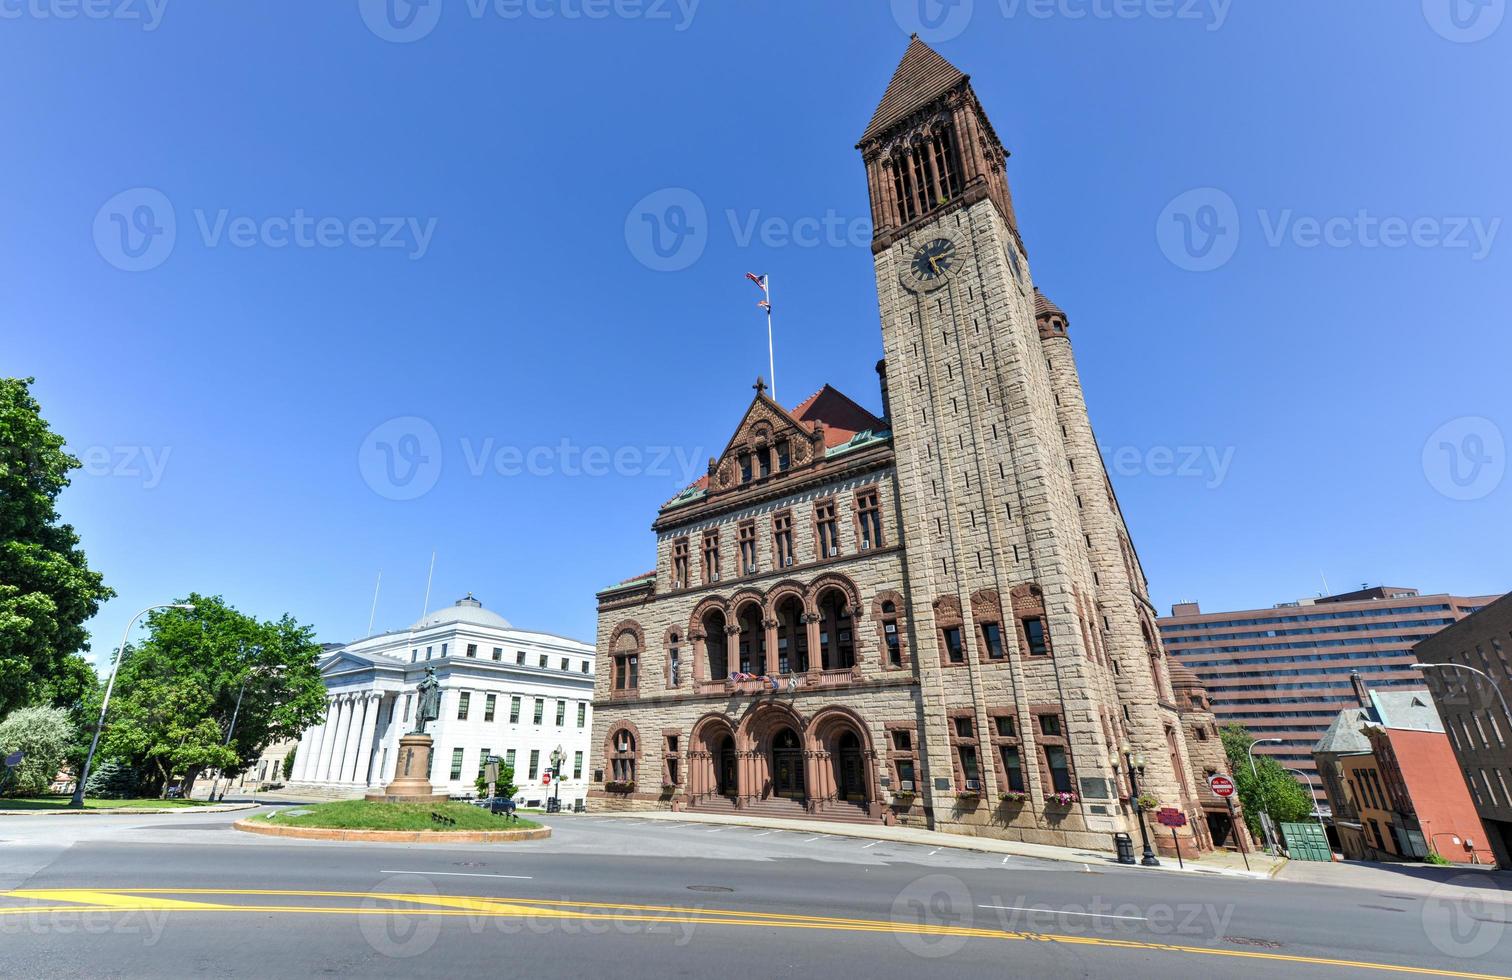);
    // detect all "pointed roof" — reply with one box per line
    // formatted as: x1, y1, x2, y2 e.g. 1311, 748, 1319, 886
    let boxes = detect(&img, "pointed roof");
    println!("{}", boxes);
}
791, 384, 888, 448
860, 36, 969, 144
1034, 288, 1066, 321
